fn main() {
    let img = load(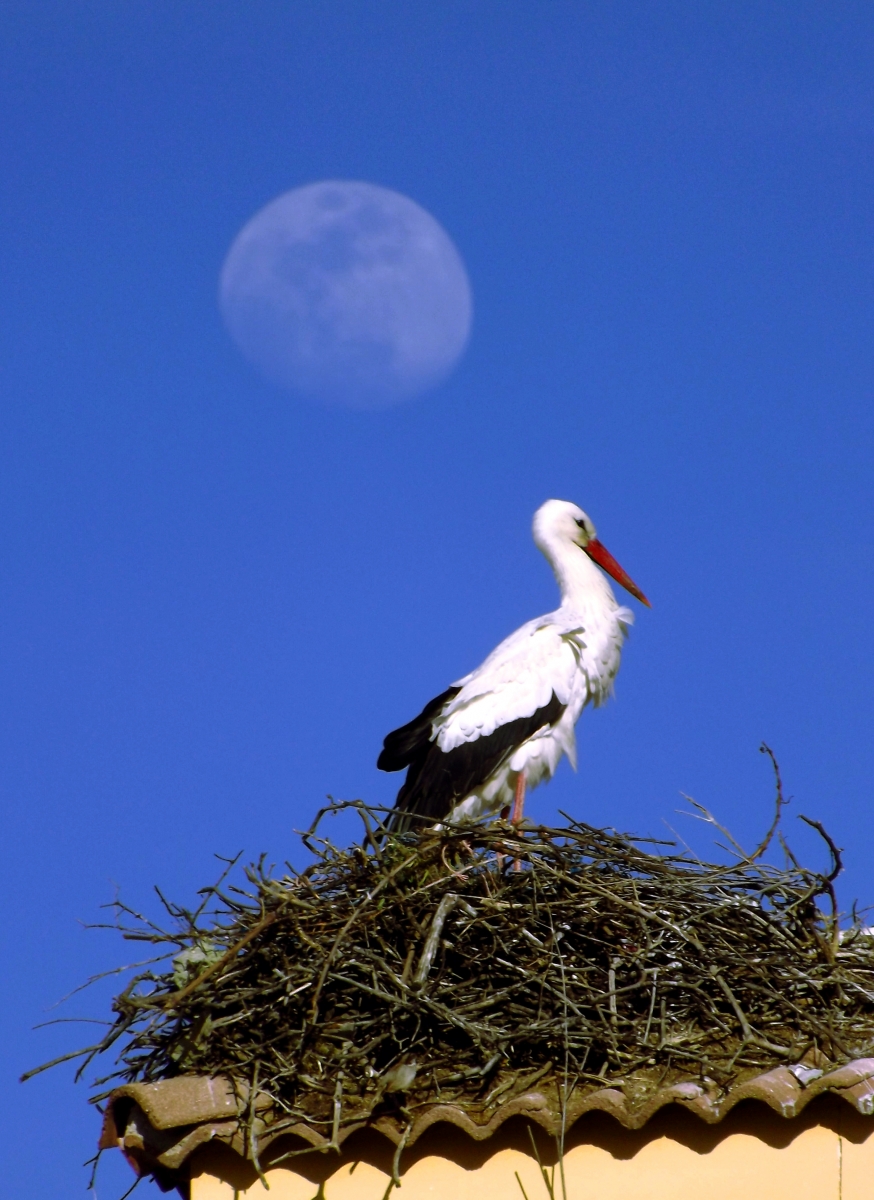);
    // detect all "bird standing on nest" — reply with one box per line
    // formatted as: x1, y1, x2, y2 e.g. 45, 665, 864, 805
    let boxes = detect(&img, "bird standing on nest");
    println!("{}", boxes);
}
378, 499, 650, 834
